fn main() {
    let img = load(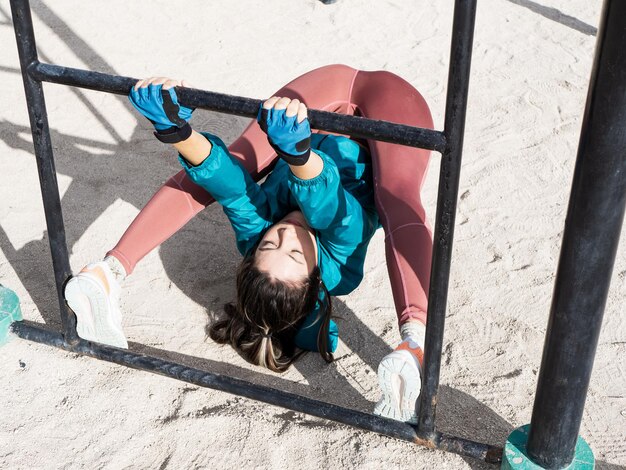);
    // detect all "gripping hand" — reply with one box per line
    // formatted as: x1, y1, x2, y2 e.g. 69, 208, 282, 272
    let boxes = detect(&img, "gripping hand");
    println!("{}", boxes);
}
257, 97, 311, 166
129, 77, 194, 143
